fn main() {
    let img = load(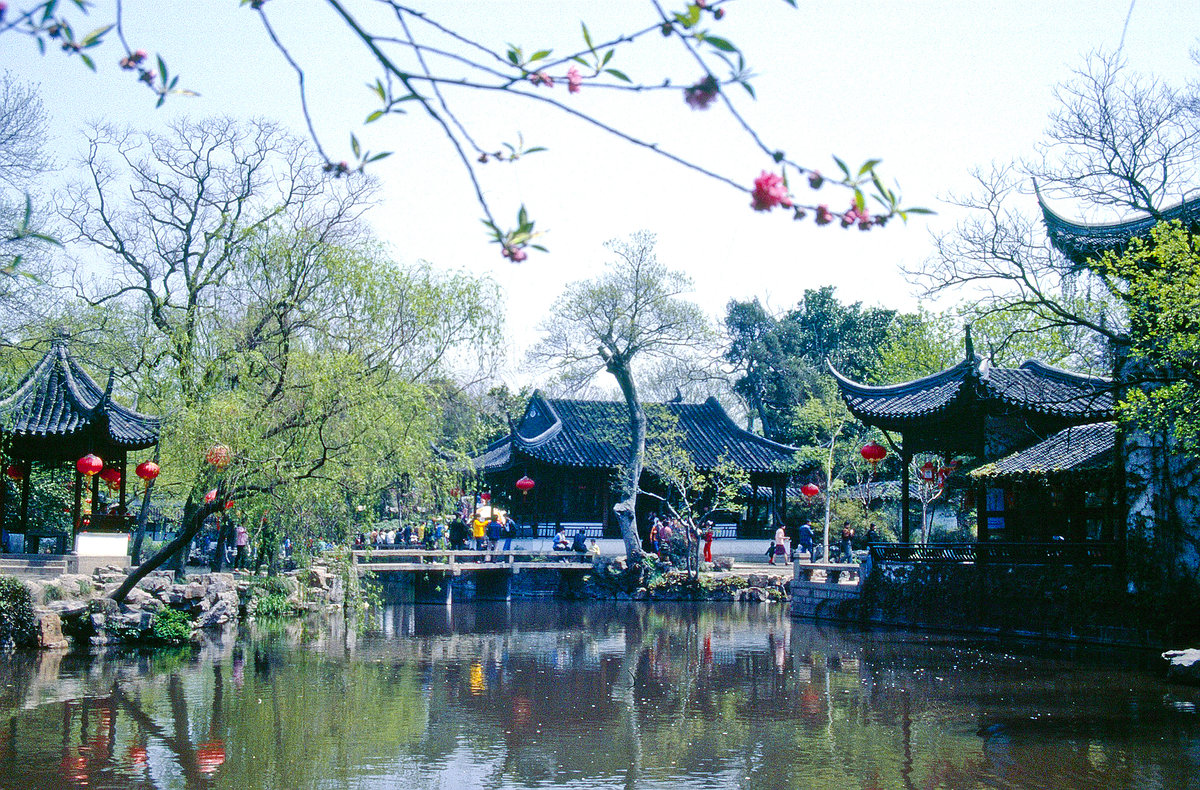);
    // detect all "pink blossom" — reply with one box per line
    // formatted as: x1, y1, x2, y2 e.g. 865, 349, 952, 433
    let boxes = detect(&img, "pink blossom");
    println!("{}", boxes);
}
529, 71, 554, 88
567, 66, 582, 94
684, 76, 719, 110
815, 205, 834, 225
750, 171, 792, 212
502, 245, 527, 262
